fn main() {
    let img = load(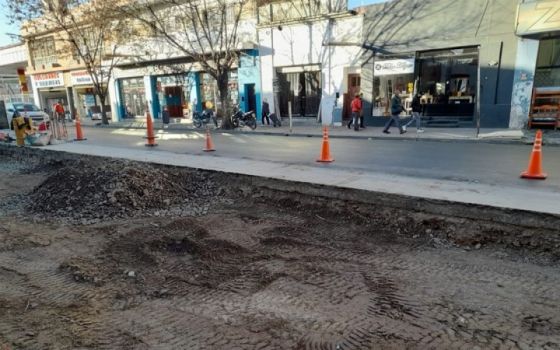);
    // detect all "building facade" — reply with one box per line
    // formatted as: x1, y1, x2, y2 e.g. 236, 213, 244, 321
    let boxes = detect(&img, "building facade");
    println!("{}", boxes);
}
0, 43, 34, 105
22, 27, 113, 119
108, 1, 262, 122
257, 0, 363, 125
360, 0, 522, 128
510, 0, 560, 129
